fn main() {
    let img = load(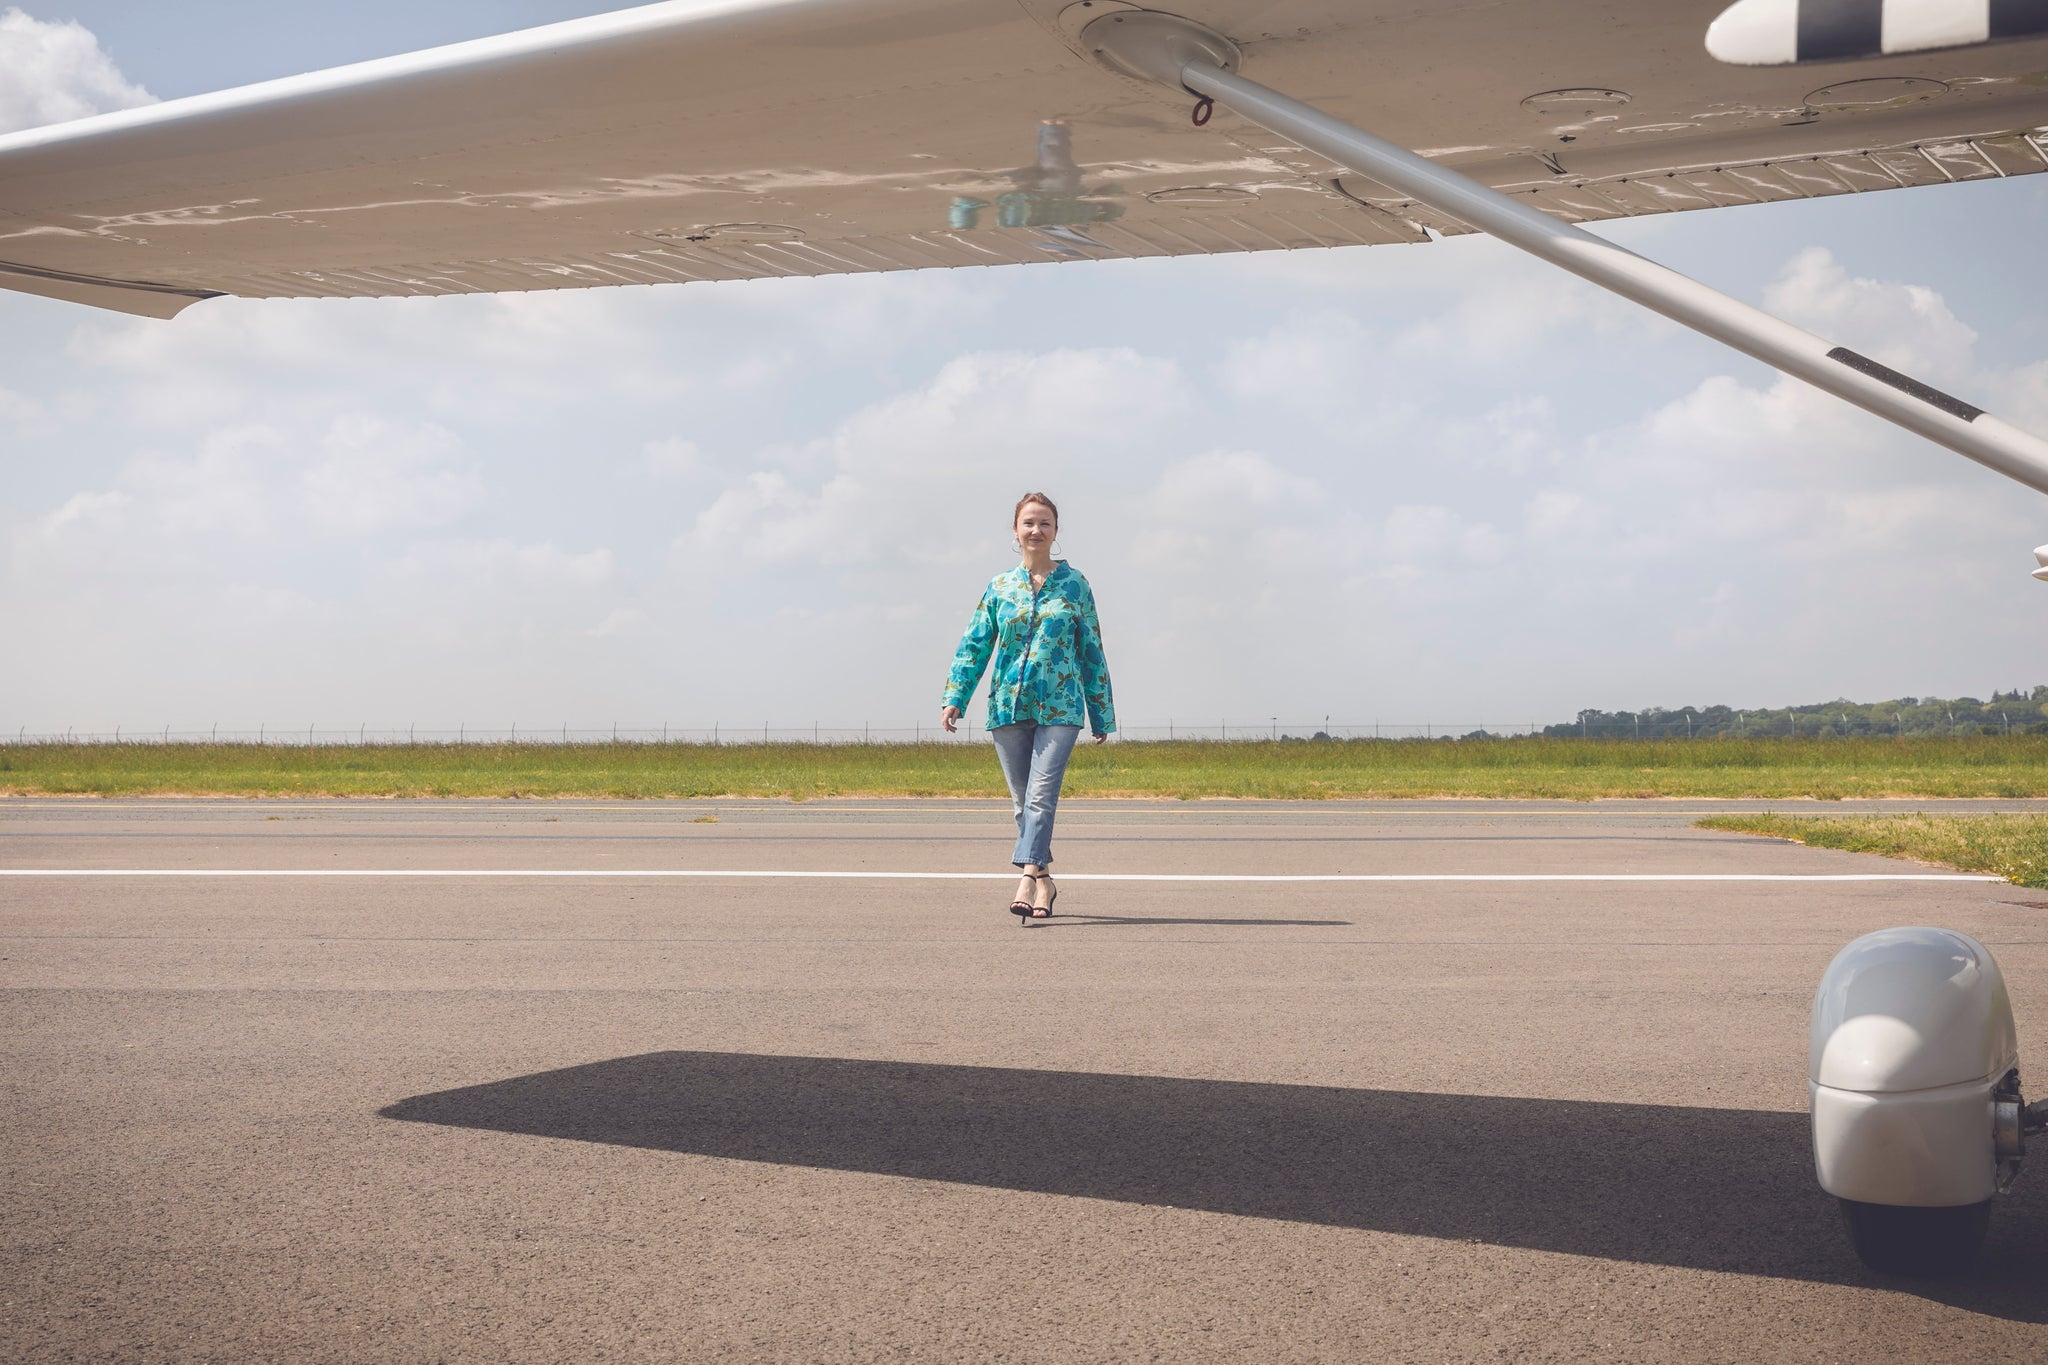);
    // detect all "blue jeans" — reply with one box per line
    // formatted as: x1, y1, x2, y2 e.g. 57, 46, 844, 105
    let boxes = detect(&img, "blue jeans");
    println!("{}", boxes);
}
990, 722, 1081, 868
